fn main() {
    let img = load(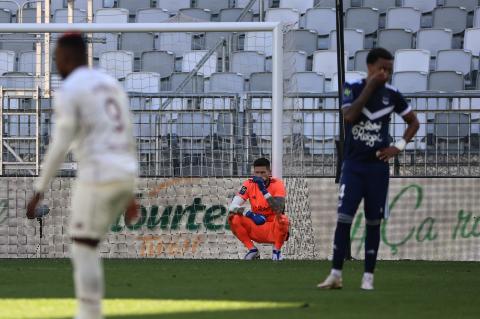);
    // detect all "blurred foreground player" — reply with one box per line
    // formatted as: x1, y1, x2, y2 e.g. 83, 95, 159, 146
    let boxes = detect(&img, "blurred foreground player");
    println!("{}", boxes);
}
317, 48, 419, 290
27, 33, 139, 319
228, 158, 290, 260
